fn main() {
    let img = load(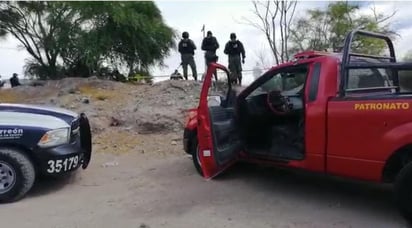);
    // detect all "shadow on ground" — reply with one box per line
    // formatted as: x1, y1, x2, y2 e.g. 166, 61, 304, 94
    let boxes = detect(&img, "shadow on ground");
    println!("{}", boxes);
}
137, 157, 409, 226
216, 162, 404, 222
27, 172, 79, 198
